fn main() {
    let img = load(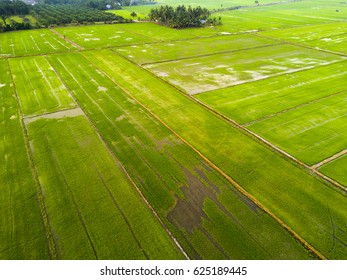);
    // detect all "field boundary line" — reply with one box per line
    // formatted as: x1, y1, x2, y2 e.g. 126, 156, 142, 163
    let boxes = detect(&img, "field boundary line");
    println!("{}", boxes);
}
312, 149, 347, 170
243, 90, 347, 126
112, 49, 347, 193
138, 43, 281, 66
6, 58, 58, 260
50, 29, 84, 50
47, 56, 189, 260
88, 51, 326, 260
